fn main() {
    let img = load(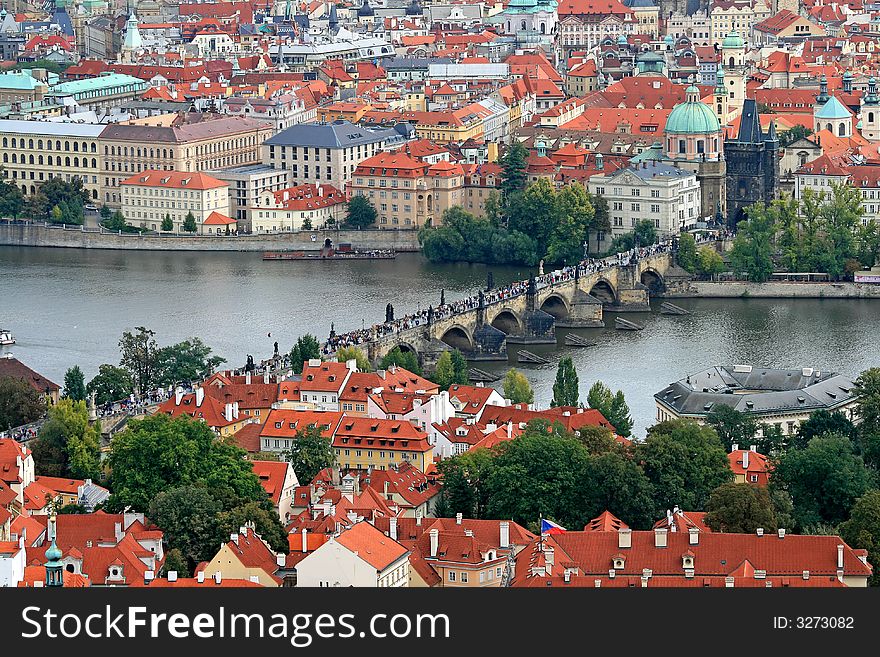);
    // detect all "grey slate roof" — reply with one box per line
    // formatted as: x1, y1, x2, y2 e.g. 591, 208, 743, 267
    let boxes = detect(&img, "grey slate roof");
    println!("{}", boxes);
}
655, 365, 858, 417
264, 119, 400, 148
